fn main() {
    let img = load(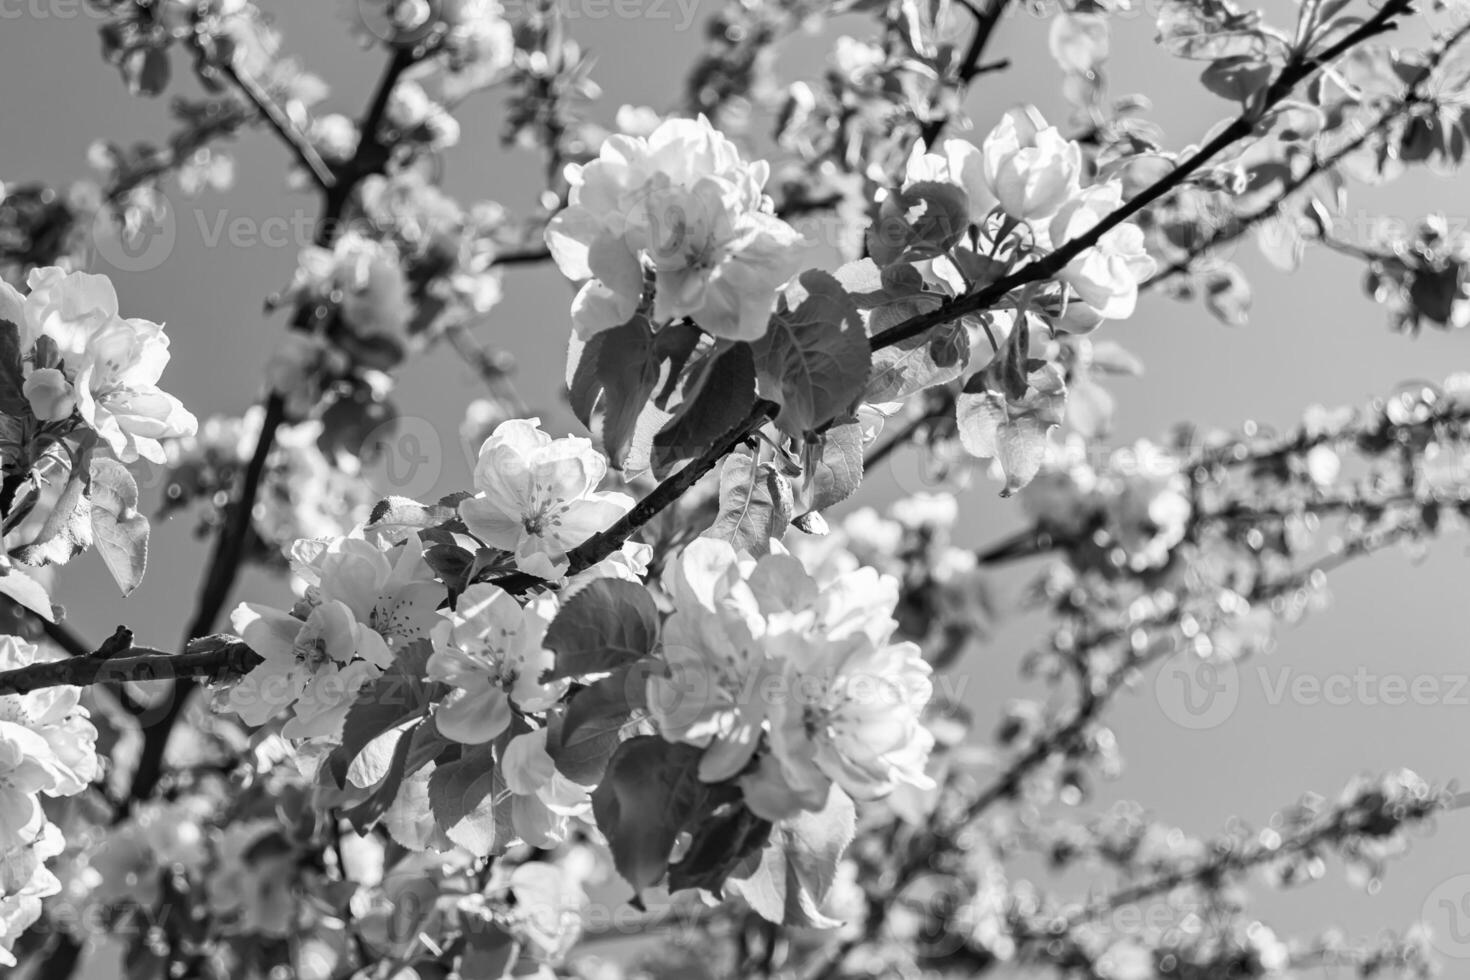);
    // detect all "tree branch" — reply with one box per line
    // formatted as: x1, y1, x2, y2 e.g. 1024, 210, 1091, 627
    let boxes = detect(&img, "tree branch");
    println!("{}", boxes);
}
0, 630, 257, 697
216, 58, 337, 192
506, 1, 1413, 600
920, 0, 1012, 146
127, 44, 429, 811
